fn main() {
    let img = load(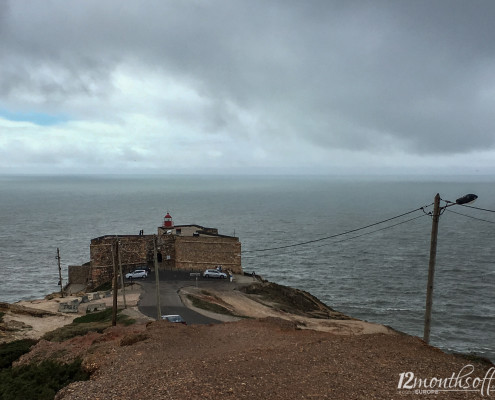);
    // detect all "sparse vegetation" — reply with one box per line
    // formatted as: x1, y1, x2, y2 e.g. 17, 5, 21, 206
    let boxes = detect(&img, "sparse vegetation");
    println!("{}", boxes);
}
240, 282, 351, 319
72, 308, 114, 324
187, 294, 242, 317
120, 333, 149, 347
0, 339, 88, 400
241, 282, 322, 312
0, 339, 38, 370
42, 322, 109, 342
0, 358, 89, 400
93, 281, 112, 292
42, 309, 135, 342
